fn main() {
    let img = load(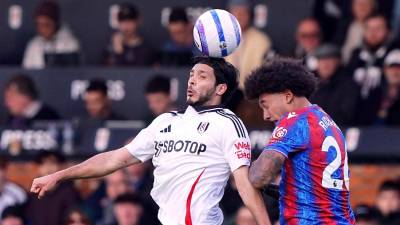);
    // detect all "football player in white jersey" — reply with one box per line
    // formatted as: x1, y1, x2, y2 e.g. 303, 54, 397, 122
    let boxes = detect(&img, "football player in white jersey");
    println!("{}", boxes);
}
30, 57, 271, 225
